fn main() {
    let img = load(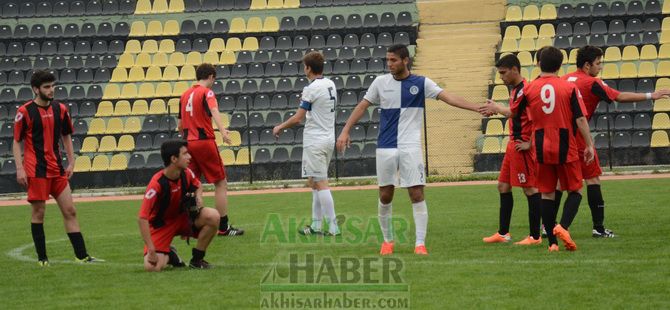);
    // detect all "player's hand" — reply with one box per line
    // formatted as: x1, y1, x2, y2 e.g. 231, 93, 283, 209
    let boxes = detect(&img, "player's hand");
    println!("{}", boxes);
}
16, 168, 27, 188
478, 99, 498, 117
147, 249, 158, 266
272, 126, 282, 139
336, 132, 351, 154
65, 163, 74, 179
583, 146, 595, 164
221, 128, 232, 145
515, 140, 531, 152
652, 89, 670, 100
